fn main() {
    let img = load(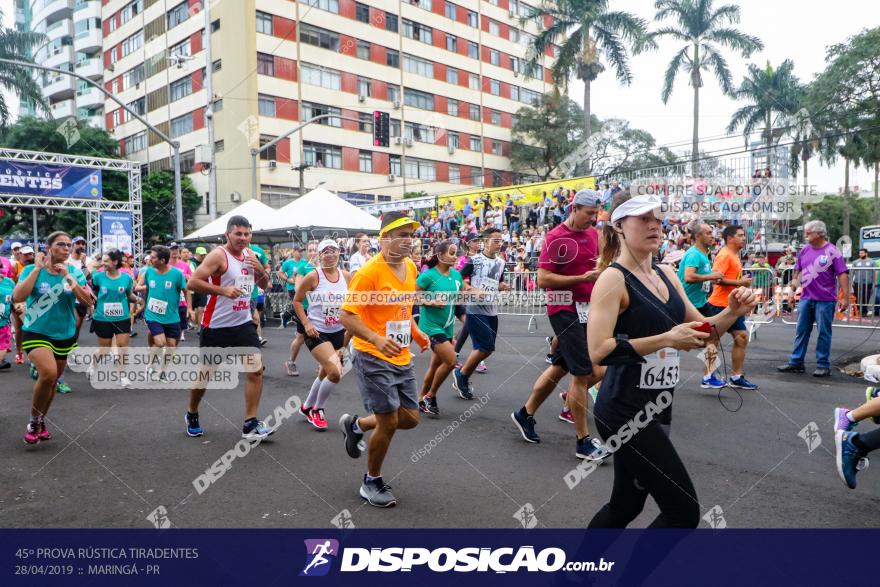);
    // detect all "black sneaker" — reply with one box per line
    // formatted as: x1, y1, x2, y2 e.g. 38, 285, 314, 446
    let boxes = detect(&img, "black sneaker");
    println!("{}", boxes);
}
0, 360, 11, 370
418, 399, 429, 414
813, 368, 831, 377
339, 413, 365, 458
511, 407, 540, 443
185, 412, 204, 437
424, 395, 439, 416
452, 368, 474, 400
359, 475, 396, 508
777, 363, 805, 373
